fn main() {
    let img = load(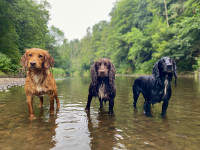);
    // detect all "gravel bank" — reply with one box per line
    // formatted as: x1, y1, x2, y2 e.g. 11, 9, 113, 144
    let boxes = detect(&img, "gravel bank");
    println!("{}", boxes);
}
0, 78, 25, 90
